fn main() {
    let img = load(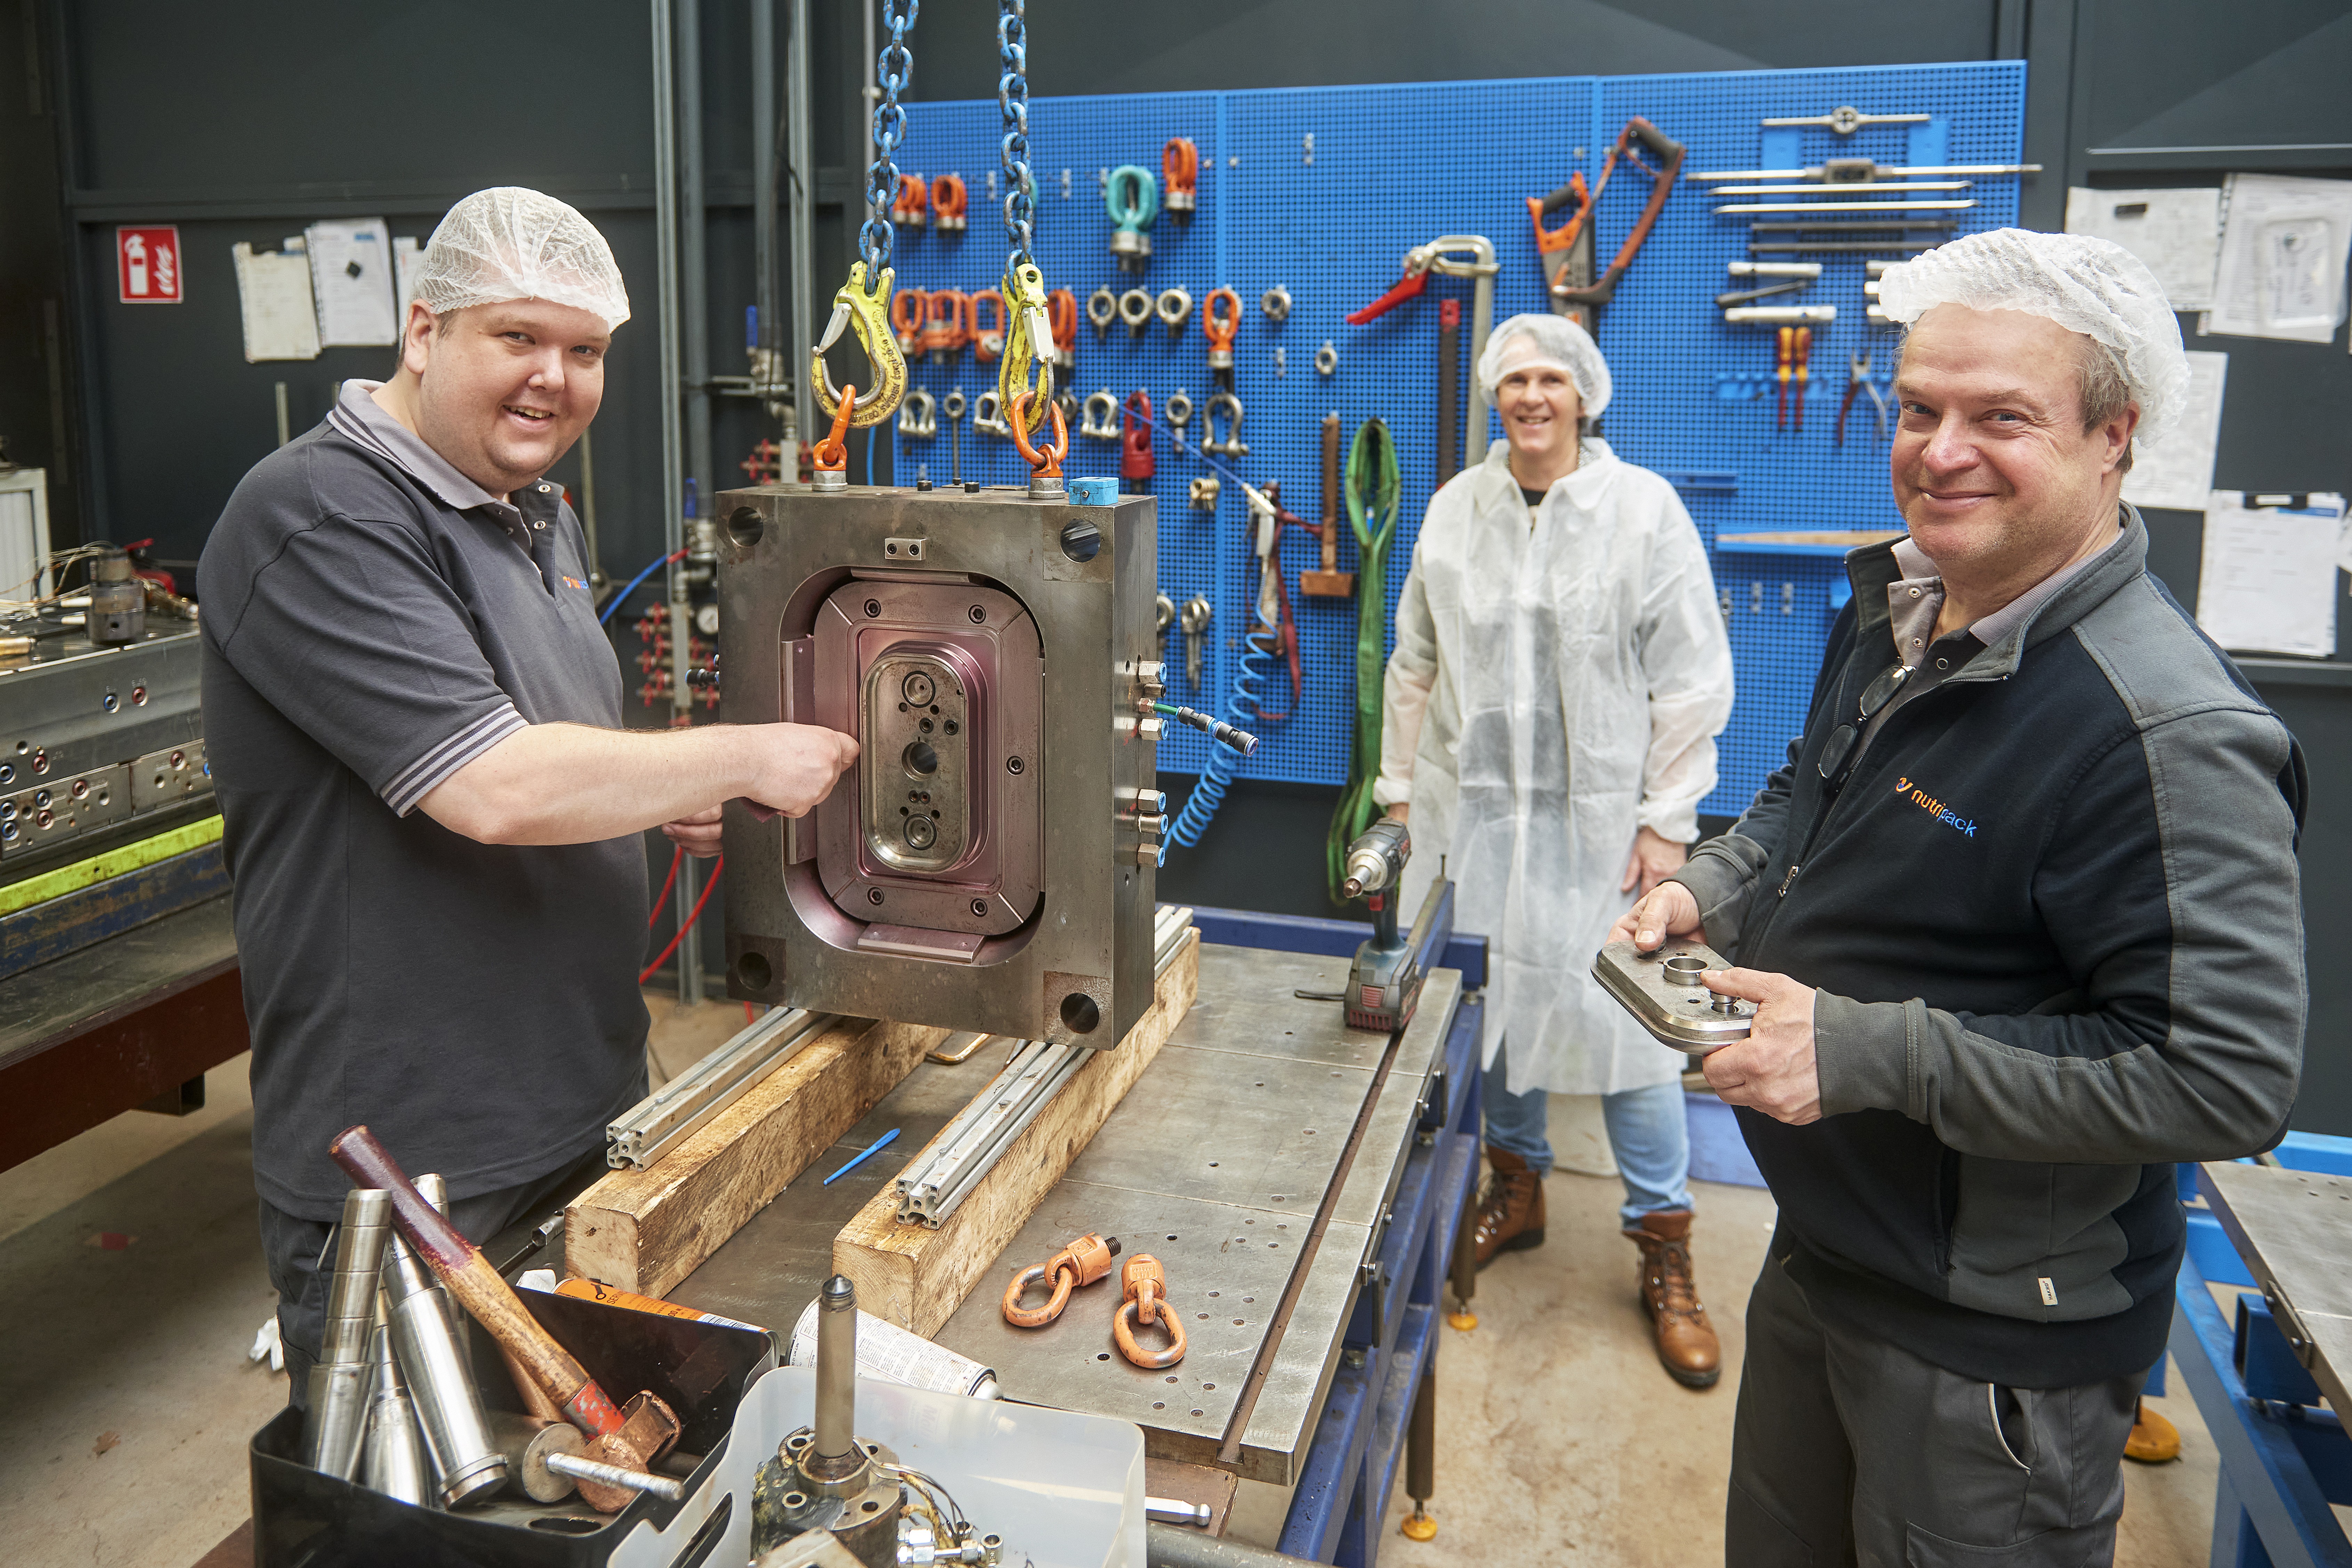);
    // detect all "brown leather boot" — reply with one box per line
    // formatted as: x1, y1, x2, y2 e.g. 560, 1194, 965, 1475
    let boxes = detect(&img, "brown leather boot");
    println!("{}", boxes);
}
1472, 1146, 1545, 1268
1626, 1211, 1721, 1389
